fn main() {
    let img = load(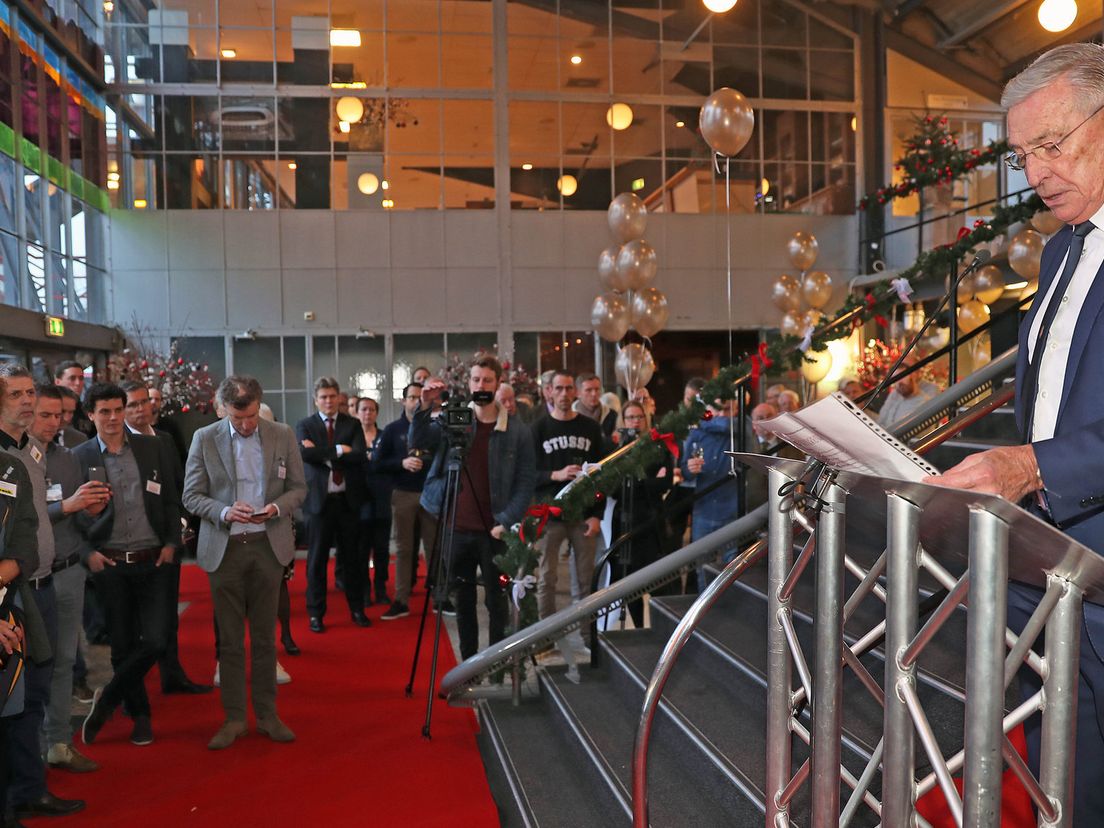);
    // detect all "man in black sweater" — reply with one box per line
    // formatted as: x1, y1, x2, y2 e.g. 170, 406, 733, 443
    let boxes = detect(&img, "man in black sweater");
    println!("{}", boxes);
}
530, 371, 604, 620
